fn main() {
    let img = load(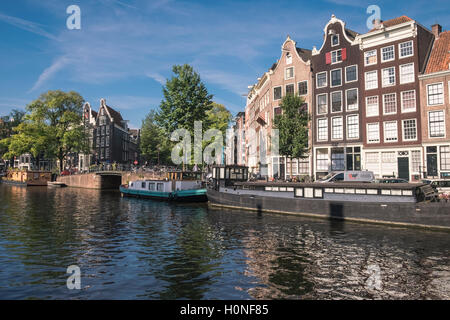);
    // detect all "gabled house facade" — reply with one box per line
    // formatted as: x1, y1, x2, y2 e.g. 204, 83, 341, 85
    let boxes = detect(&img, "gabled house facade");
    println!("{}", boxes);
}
358, 16, 435, 181
311, 15, 362, 180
